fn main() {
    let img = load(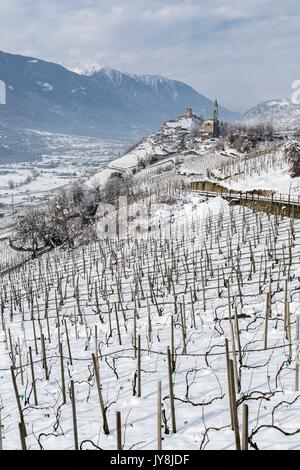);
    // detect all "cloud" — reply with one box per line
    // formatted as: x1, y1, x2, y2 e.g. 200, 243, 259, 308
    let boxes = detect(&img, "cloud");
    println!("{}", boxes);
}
0, 0, 299, 111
